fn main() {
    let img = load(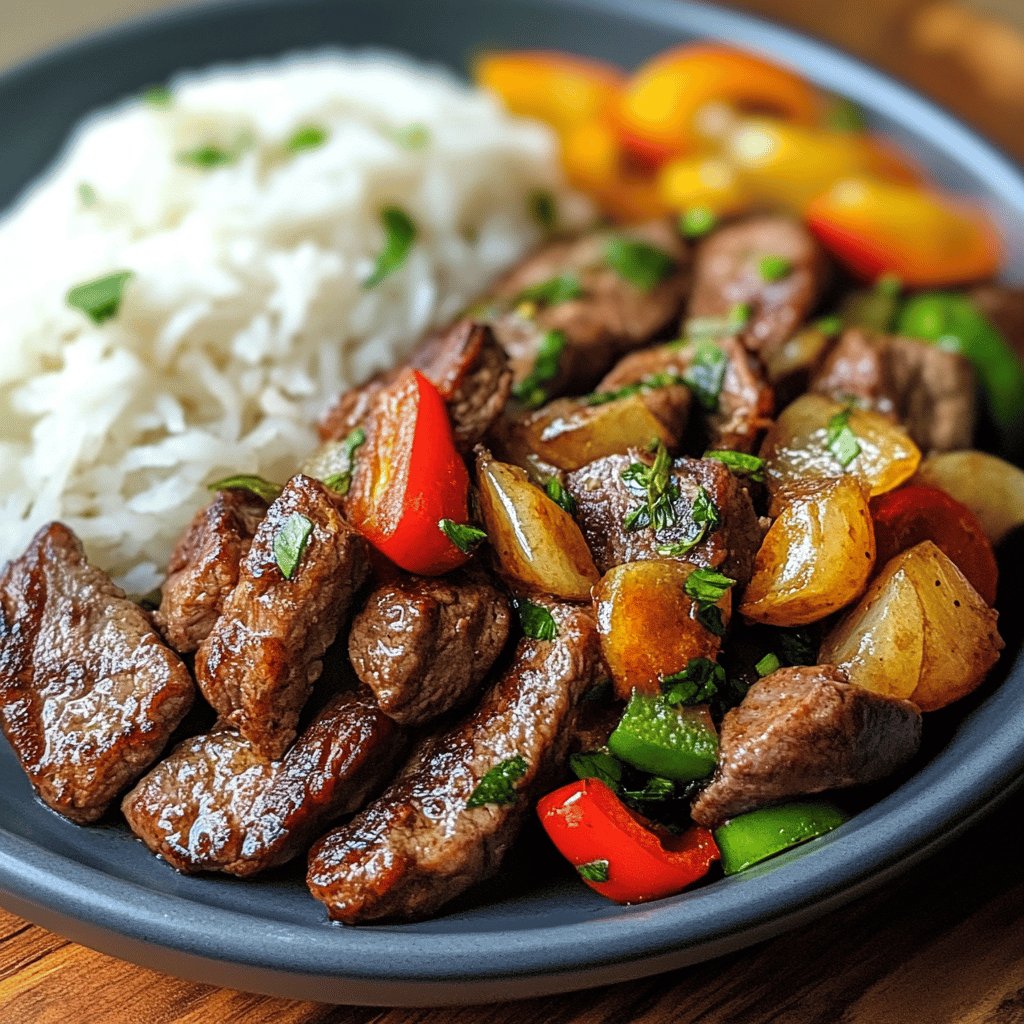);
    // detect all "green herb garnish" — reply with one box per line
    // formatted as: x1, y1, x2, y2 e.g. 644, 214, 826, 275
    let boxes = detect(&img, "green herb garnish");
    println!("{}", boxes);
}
512, 328, 566, 409
816, 315, 843, 336
683, 302, 752, 341
621, 776, 677, 803
545, 477, 577, 516
570, 750, 623, 791
660, 656, 725, 706
466, 755, 528, 808
321, 427, 366, 496
207, 474, 283, 502
604, 236, 675, 291
680, 206, 718, 239
438, 519, 487, 554
656, 485, 719, 557
621, 441, 679, 533
392, 123, 431, 149
826, 402, 862, 467
142, 84, 172, 108
363, 206, 417, 288
515, 597, 558, 641
576, 859, 610, 883
515, 273, 584, 307
758, 254, 792, 282
529, 189, 557, 231
685, 568, 735, 638
584, 371, 687, 407
177, 144, 238, 169
876, 273, 902, 298
273, 512, 313, 580
755, 652, 781, 677
776, 628, 818, 667
683, 341, 728, 412
77, 182, 97, 207
286, 124, 329, 153
66, 270, 134, 325
704, 450, 766, 483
